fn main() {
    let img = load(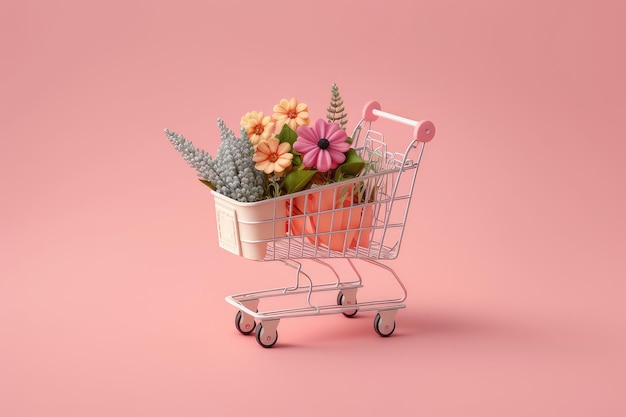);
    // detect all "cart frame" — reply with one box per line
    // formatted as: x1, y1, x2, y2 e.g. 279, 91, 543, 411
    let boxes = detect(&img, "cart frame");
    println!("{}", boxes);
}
222, 100, 436, 347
